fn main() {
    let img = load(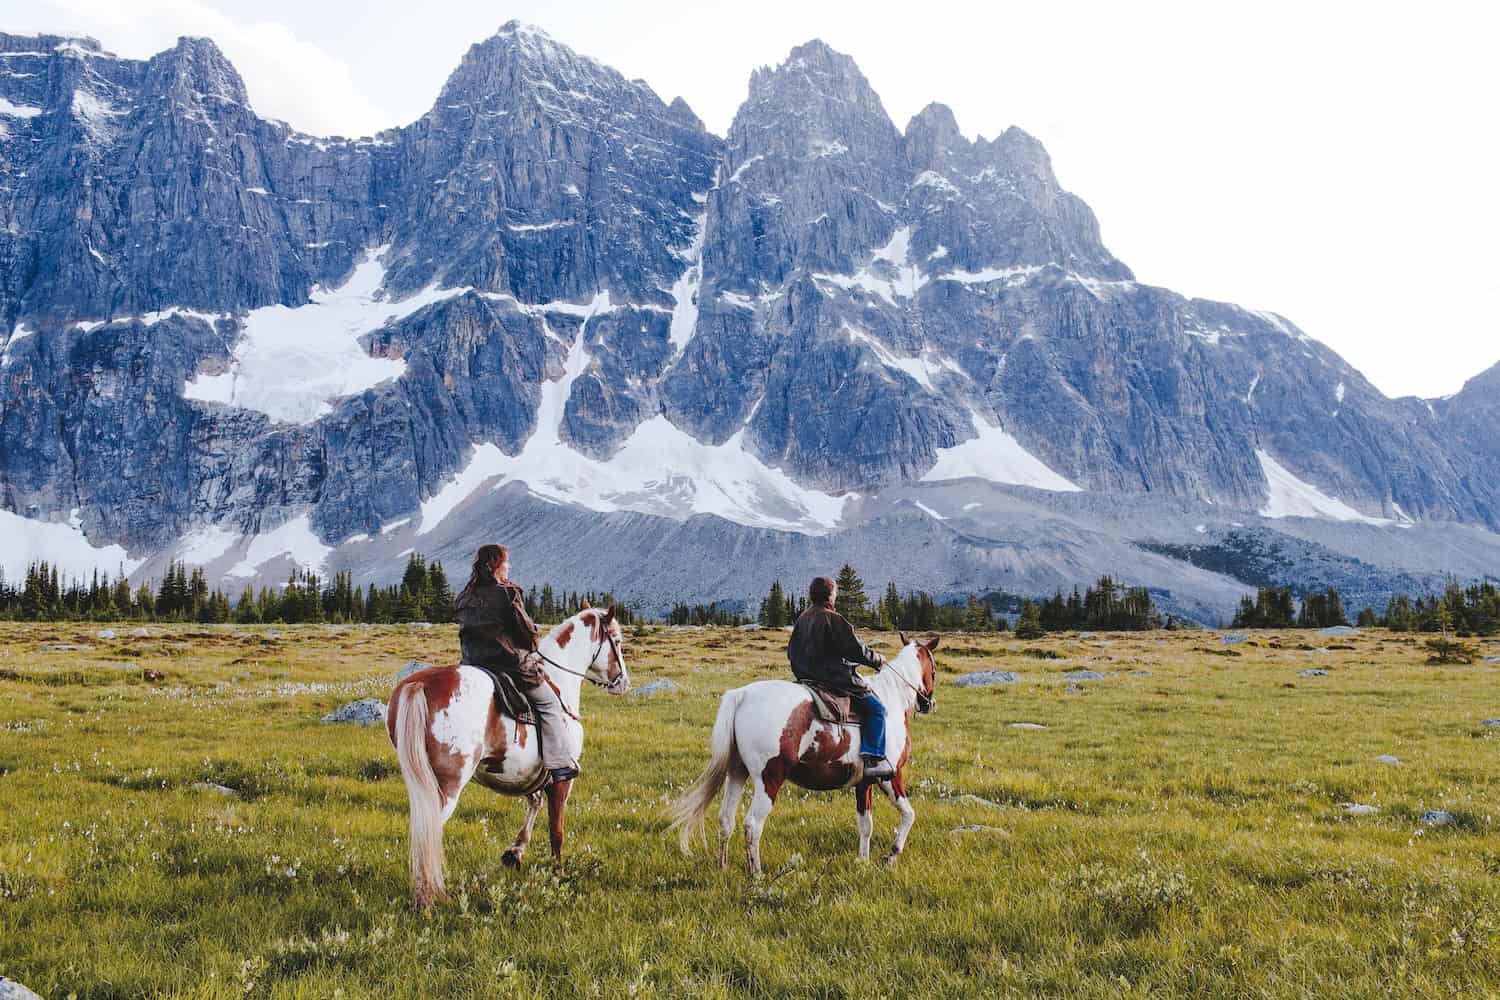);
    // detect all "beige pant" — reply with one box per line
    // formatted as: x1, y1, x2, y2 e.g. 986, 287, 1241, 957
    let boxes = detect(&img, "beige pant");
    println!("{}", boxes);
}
519, 677, 575, 772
